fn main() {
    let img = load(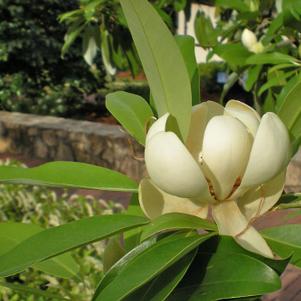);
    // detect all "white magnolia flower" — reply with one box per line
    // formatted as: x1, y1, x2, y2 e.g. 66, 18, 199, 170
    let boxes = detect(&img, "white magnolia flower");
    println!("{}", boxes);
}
139, 100, 290, 258
241, 29, 264, 54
